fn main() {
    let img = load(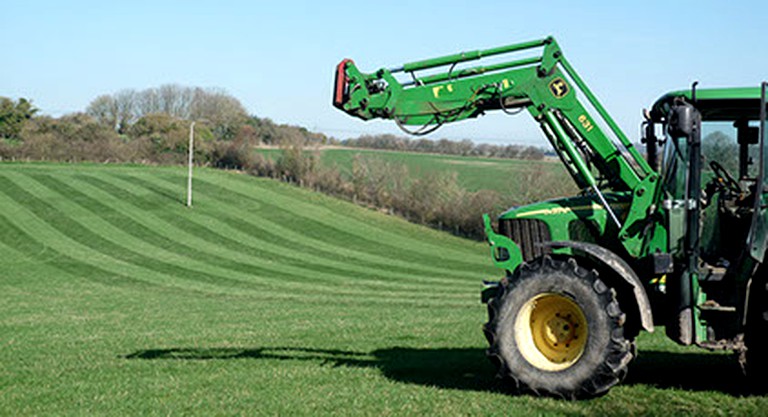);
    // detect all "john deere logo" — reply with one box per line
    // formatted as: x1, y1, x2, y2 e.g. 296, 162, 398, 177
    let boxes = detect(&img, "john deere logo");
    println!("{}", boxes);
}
549, 78, 569, 99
